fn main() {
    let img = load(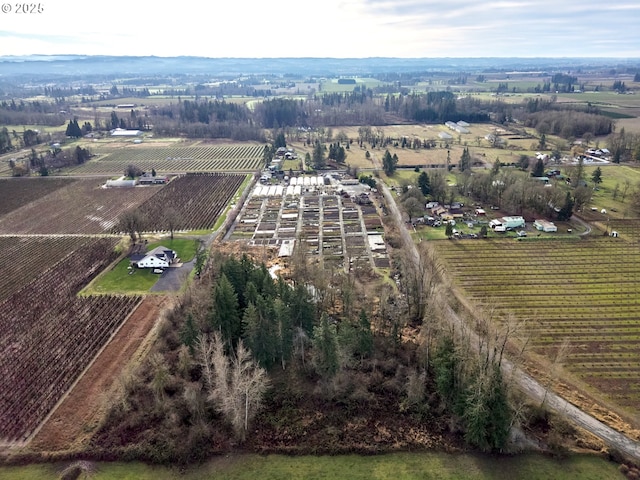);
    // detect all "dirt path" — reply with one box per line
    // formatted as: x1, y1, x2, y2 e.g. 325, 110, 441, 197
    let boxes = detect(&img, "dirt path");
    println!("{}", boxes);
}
379, 181, 640, 462
29, 296, 170, 452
